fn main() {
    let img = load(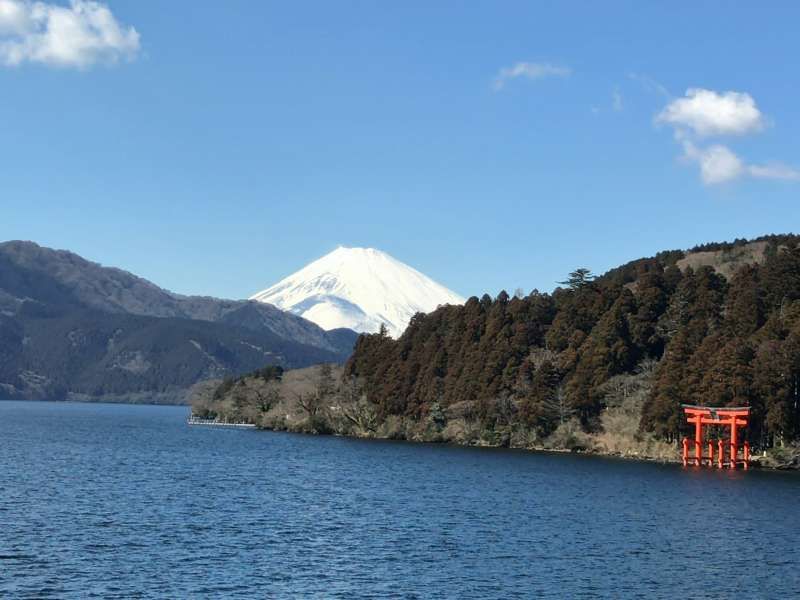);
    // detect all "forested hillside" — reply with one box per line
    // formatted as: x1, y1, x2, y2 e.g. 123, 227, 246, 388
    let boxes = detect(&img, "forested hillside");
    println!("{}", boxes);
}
345, 234, 800, 449
0, 241, 357, 402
